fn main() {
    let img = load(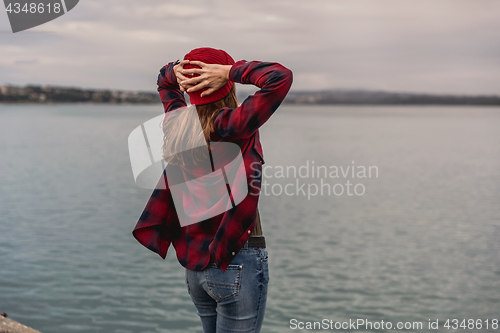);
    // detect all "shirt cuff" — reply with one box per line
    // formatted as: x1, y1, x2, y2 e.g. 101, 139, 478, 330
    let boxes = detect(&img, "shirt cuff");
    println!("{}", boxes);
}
167, 60, 180, 85
228, 60, 248, 83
